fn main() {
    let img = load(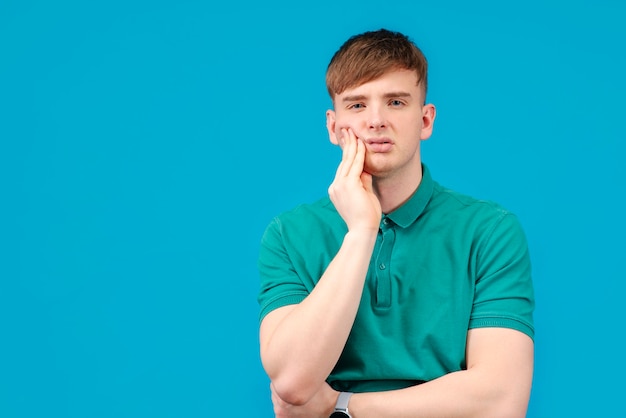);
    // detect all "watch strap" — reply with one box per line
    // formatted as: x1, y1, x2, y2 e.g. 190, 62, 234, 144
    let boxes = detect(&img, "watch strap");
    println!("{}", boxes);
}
334, 391, 353, 413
